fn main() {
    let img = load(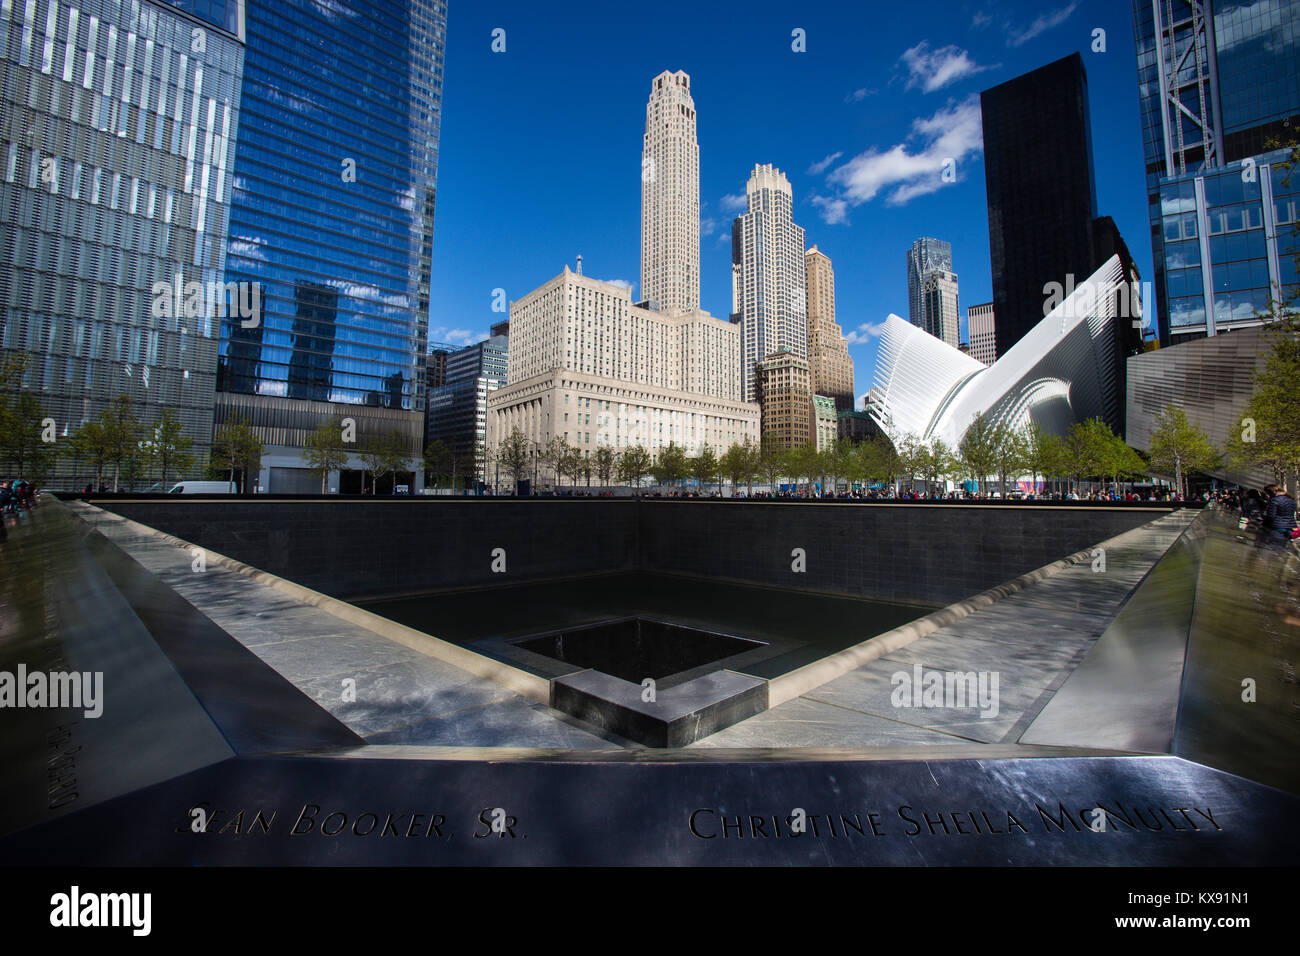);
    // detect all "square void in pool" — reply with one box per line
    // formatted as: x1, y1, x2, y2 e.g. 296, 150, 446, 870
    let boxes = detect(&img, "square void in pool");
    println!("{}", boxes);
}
513, 617, 764, 683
